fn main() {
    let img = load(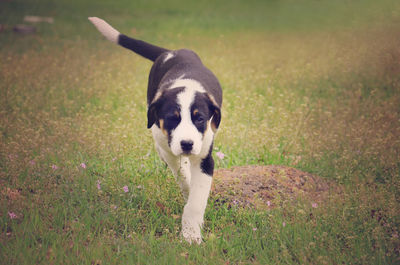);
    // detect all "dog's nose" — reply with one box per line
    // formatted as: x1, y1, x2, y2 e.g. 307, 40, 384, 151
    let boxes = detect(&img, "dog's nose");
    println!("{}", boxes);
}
180, 140, 193, 153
